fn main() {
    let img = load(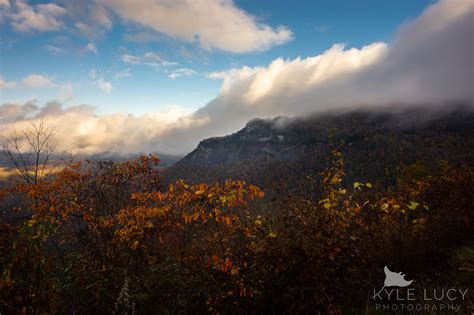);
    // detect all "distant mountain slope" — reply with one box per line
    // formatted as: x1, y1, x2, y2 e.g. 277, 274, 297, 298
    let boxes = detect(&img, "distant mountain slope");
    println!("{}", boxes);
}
165, 106, 474, 192
82, 152, 182, 168
0, 151, 182, 171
